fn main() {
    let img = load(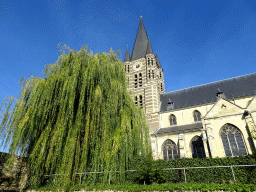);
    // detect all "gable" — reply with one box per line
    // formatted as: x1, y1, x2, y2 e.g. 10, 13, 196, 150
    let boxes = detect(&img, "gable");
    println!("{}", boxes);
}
204, 98, 243, 119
